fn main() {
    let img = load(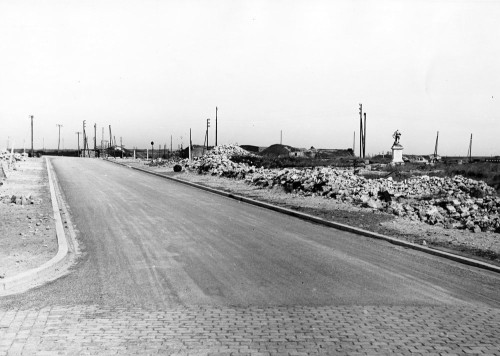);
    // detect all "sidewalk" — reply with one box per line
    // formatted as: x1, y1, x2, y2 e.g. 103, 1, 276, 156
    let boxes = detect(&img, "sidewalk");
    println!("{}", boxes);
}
0, 158, 58, 281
